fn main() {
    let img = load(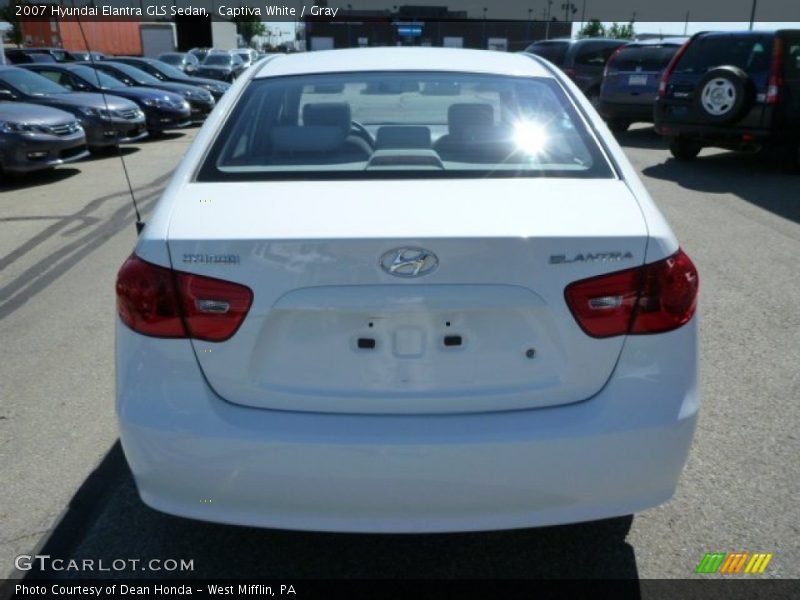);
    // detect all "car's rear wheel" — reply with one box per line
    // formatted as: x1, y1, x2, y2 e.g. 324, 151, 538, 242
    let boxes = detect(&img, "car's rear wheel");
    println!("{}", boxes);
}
669, 137, 702, 161
607, 118, 631, 133
781, 141, 800, 174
